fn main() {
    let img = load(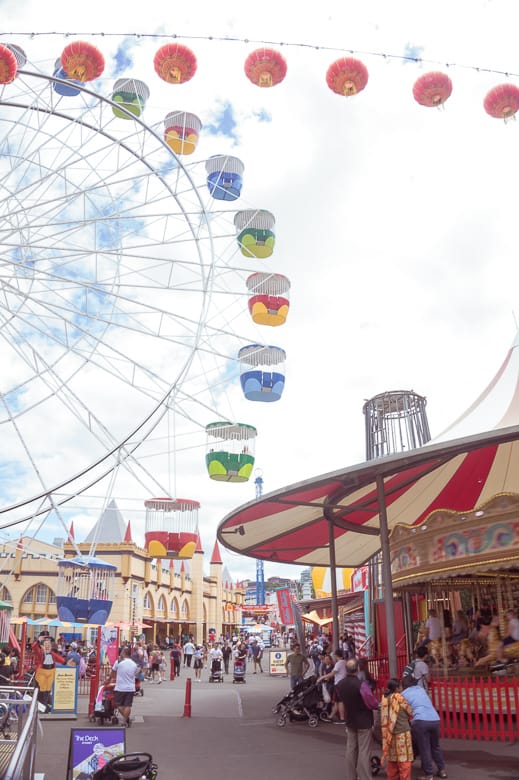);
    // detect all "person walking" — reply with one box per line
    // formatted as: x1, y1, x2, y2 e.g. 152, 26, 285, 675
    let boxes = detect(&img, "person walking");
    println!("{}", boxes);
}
170, 642, 182, 678
193, 644, 203, 681
222, 641, 232, 675
317, 647, 348, 723
336, 658, 377, 780
183, 638, 195, 668
381, 678, 414, 780
284, 642, 310, 689
111, 646, 138, 728
251, 639, 264, 673
401, 676, 447, 780
150, 646, 162, 684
